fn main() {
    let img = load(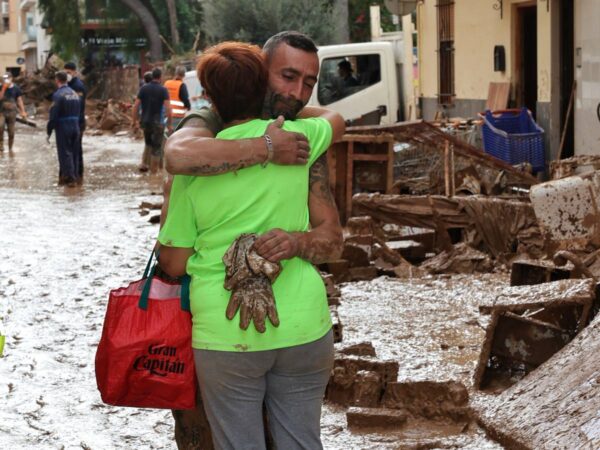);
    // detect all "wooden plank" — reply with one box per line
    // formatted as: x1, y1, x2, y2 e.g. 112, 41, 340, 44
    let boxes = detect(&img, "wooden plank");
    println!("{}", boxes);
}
485, 82, 511, 111
346, 141, 354, 223
351, 154, 390, 161
386, 141, 394, 194
478, 279, 595, 314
